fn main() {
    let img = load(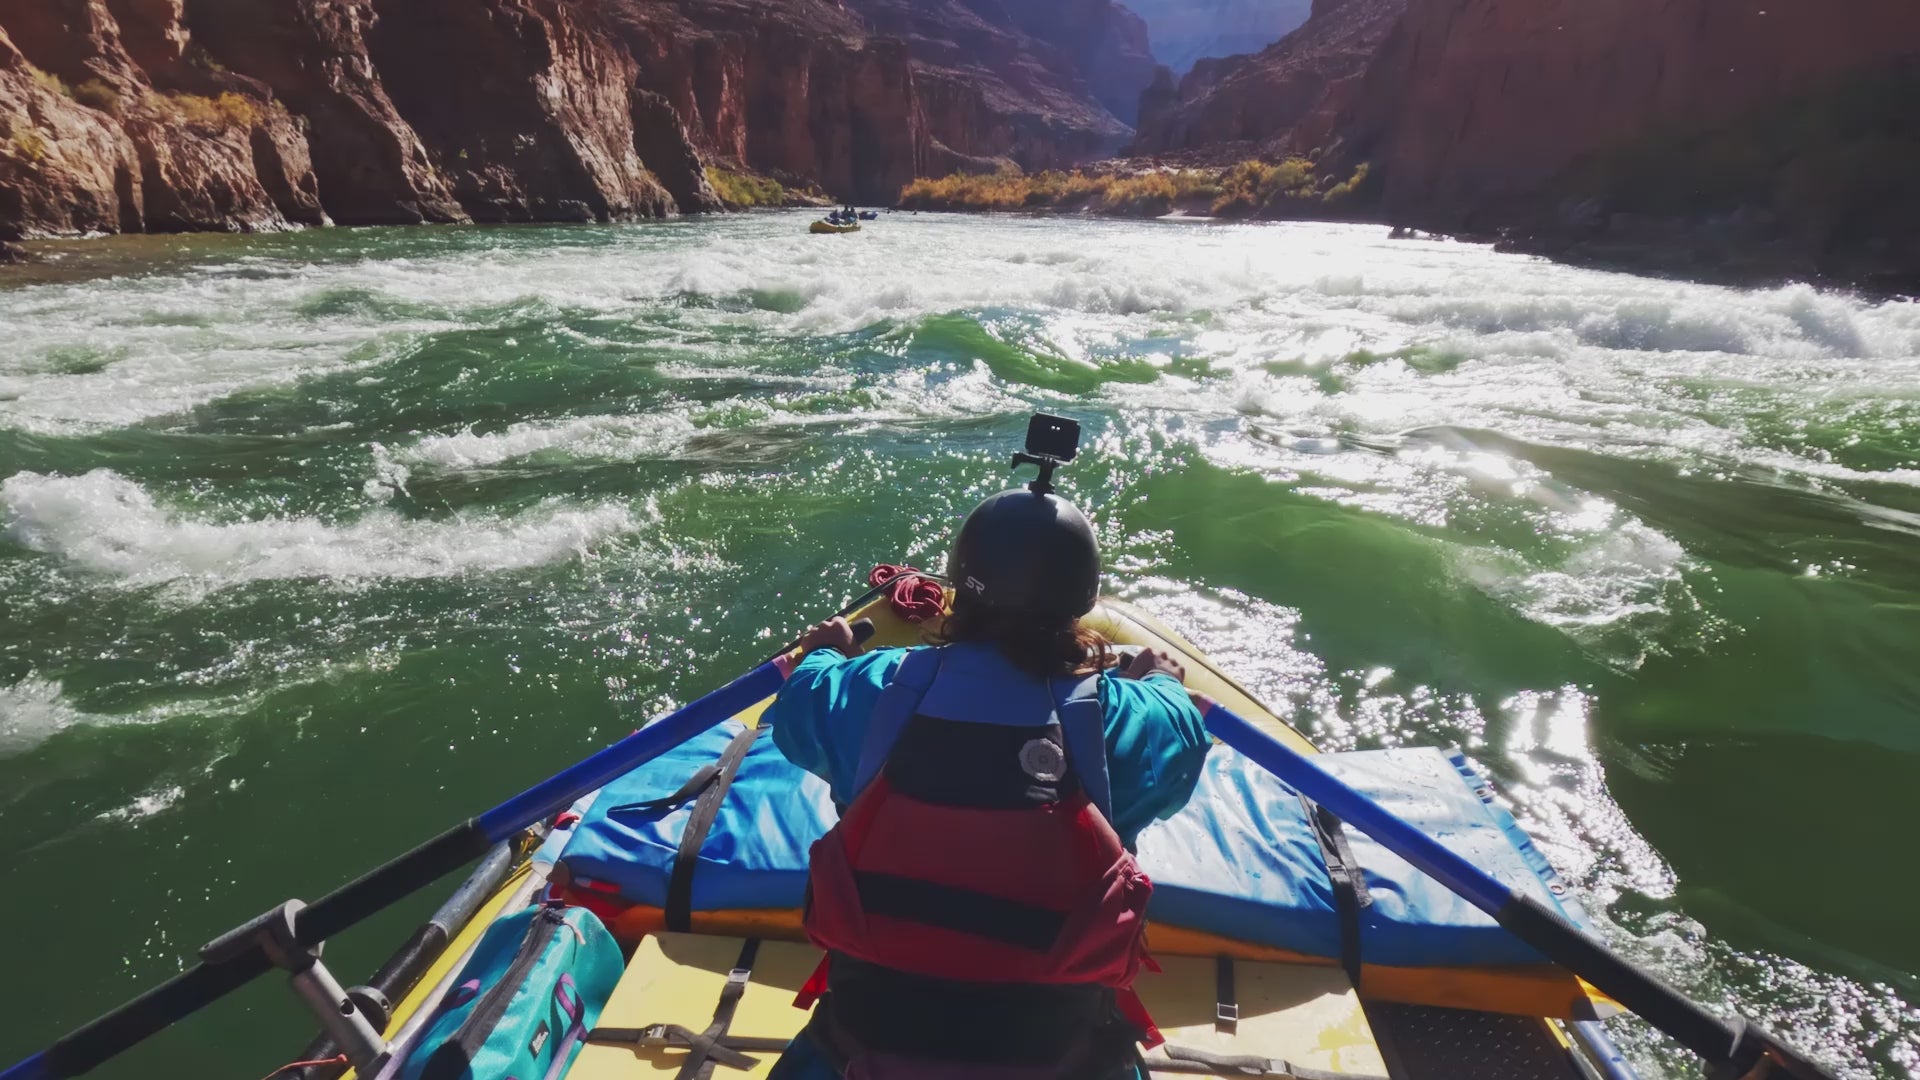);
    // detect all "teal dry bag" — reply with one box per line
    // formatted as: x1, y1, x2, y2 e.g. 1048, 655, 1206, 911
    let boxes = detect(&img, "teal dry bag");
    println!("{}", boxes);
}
399, 903, 623, 1080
